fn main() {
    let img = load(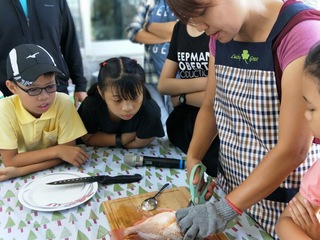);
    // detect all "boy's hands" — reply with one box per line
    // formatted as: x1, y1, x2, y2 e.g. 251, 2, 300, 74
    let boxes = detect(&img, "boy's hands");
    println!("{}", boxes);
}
289, 197, 320, 240
57, 145, 89, 167
0, 166, 20, 181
